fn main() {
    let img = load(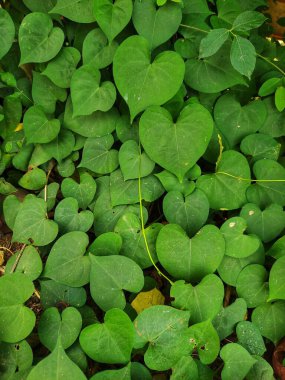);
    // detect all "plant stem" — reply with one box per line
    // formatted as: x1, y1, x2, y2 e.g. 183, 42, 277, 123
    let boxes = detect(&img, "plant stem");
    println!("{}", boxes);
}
179, 24, 209, 34
256, 53, 285, 76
